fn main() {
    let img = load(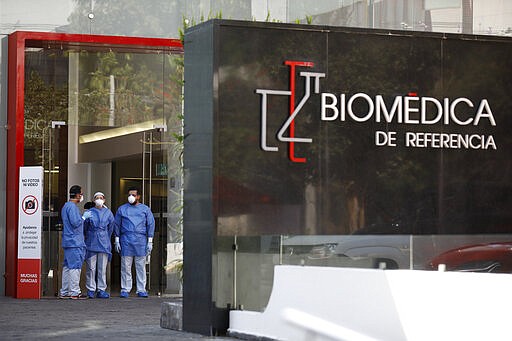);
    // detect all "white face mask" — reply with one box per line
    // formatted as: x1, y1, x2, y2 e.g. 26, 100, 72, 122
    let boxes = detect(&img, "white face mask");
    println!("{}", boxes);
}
94, 199, 105, 207
128, 195, 136, 204
79, 195, 84, 203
